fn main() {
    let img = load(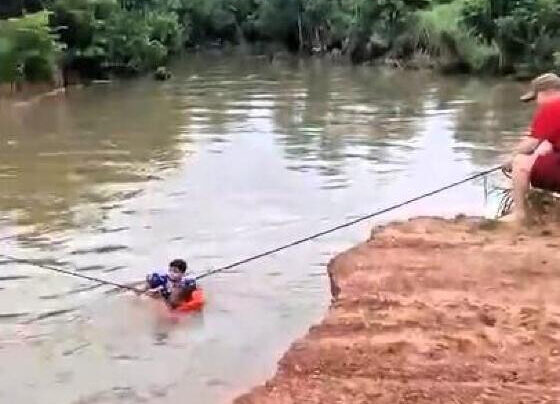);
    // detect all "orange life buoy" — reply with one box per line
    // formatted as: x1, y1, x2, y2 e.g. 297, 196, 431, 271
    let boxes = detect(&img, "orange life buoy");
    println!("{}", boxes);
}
175, 289, 204, 312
